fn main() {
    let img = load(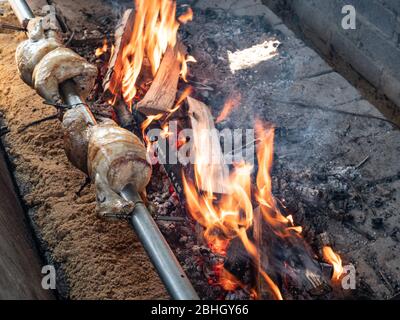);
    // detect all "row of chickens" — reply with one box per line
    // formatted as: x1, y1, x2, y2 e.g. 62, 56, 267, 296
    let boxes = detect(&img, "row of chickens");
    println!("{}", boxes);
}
15, 9, 152, 219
